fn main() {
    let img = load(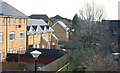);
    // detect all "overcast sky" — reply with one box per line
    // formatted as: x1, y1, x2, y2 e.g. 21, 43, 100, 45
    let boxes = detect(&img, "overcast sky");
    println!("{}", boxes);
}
3, 0, 120, 19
